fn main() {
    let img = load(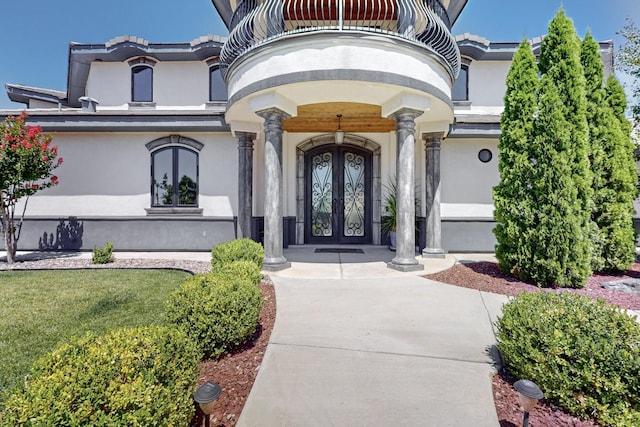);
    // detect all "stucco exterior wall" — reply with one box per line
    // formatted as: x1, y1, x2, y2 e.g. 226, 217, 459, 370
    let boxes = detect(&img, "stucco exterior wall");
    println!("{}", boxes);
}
87, 61, 210, 108
468, 61, 510, 107
154, 62, 209, 108
23, 131, 238, 218
86, 62, 131, 107
440, 138, 499, 218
